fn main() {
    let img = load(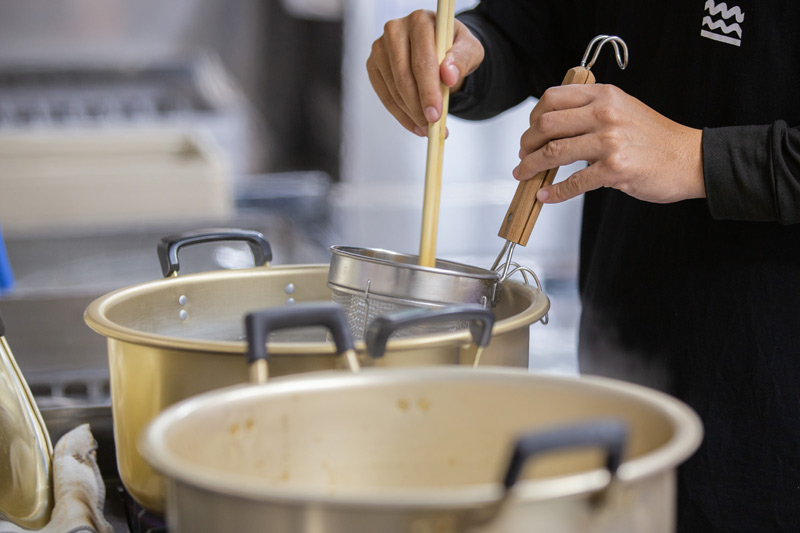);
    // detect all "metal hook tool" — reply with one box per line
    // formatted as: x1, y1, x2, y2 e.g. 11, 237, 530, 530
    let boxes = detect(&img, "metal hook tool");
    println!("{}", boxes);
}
492, 35, 629, 280
581, 35, 629, 70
